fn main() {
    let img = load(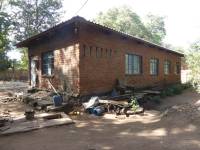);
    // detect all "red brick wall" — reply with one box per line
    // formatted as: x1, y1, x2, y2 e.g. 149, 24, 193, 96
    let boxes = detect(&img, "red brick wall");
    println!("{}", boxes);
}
79, 22, 181, 95
27, 21, 182, 96
28, 23, 80, 95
